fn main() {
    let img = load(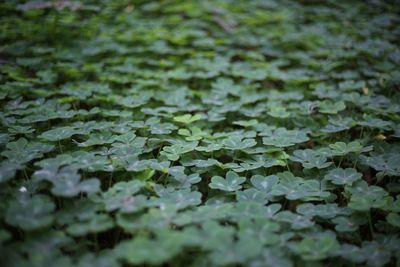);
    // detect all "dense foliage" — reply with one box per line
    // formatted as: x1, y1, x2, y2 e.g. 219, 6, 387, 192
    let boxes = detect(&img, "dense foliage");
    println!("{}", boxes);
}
1, 0, 400, 266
